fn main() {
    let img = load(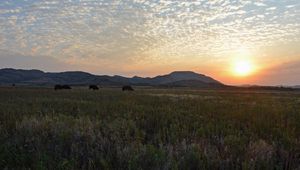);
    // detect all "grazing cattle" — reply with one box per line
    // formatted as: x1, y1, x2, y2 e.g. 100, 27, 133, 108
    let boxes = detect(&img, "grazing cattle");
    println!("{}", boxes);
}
54, 85, 61, 90
89, 85, 99, 90
62, 85, 72, 89
122, 85, 134, 91
54, 85, 72, 90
